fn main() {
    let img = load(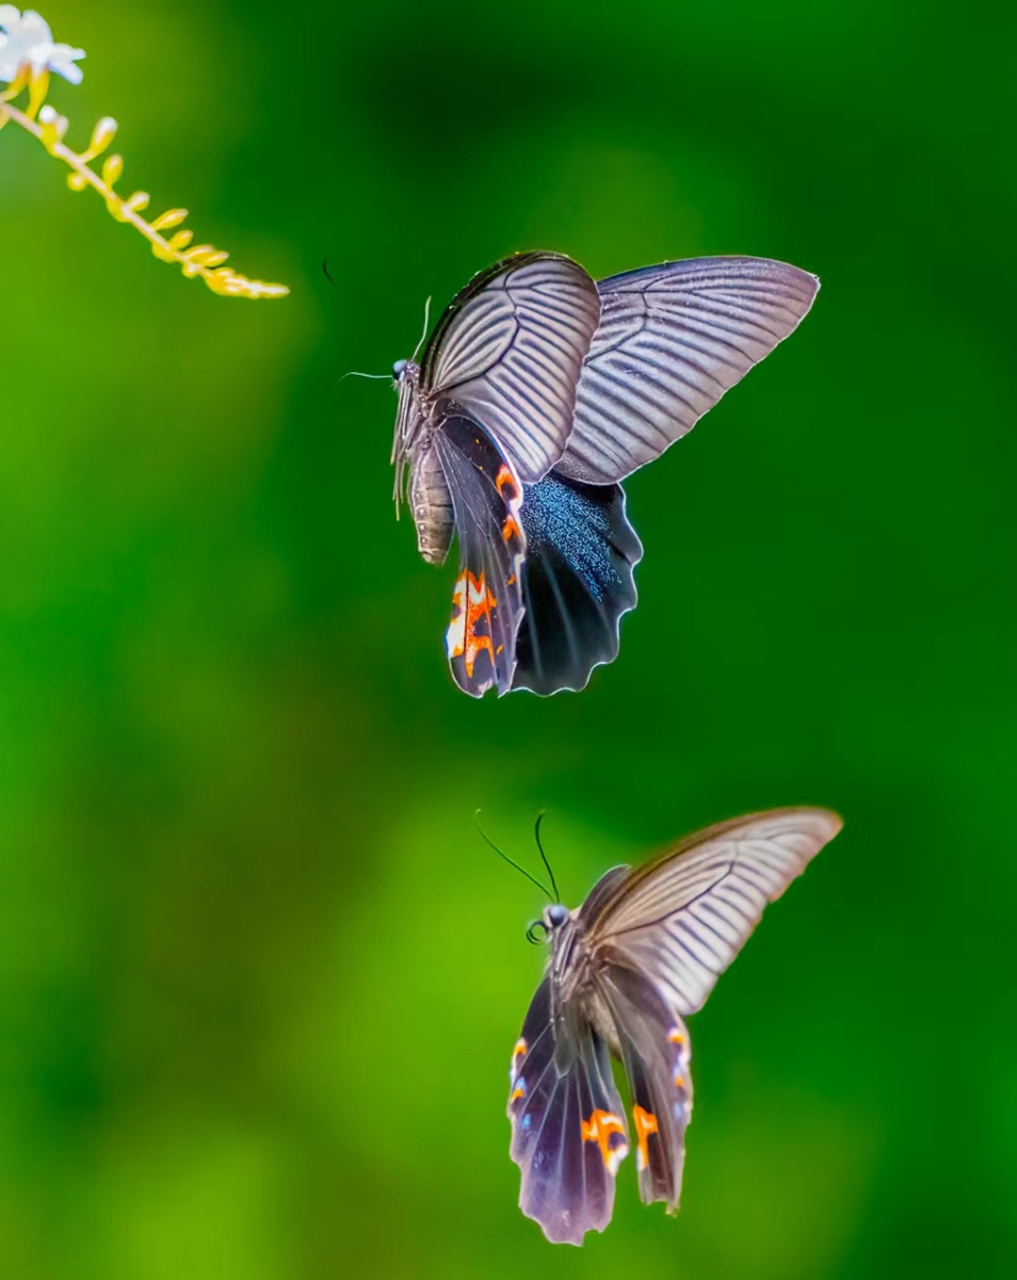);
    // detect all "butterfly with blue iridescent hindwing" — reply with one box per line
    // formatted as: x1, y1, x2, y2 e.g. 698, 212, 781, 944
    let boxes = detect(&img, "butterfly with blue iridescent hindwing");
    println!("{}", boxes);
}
506, 807, 842, 1244
391, 251, 819, 696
